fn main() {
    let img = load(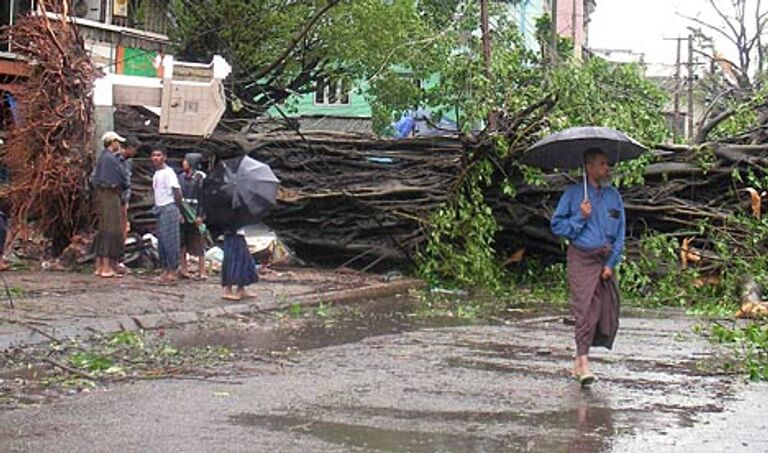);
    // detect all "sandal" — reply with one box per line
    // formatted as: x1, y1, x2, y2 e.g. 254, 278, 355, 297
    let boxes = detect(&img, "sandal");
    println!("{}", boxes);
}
579, 373, 597, 388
